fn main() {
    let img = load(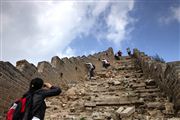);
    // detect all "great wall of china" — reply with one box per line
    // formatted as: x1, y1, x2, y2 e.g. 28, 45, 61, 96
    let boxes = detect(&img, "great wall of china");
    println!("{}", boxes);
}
0, 47, 180, 119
